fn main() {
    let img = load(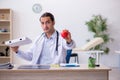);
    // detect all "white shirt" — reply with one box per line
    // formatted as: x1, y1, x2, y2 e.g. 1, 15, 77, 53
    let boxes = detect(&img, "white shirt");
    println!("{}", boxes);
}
38, 31, 57, 64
